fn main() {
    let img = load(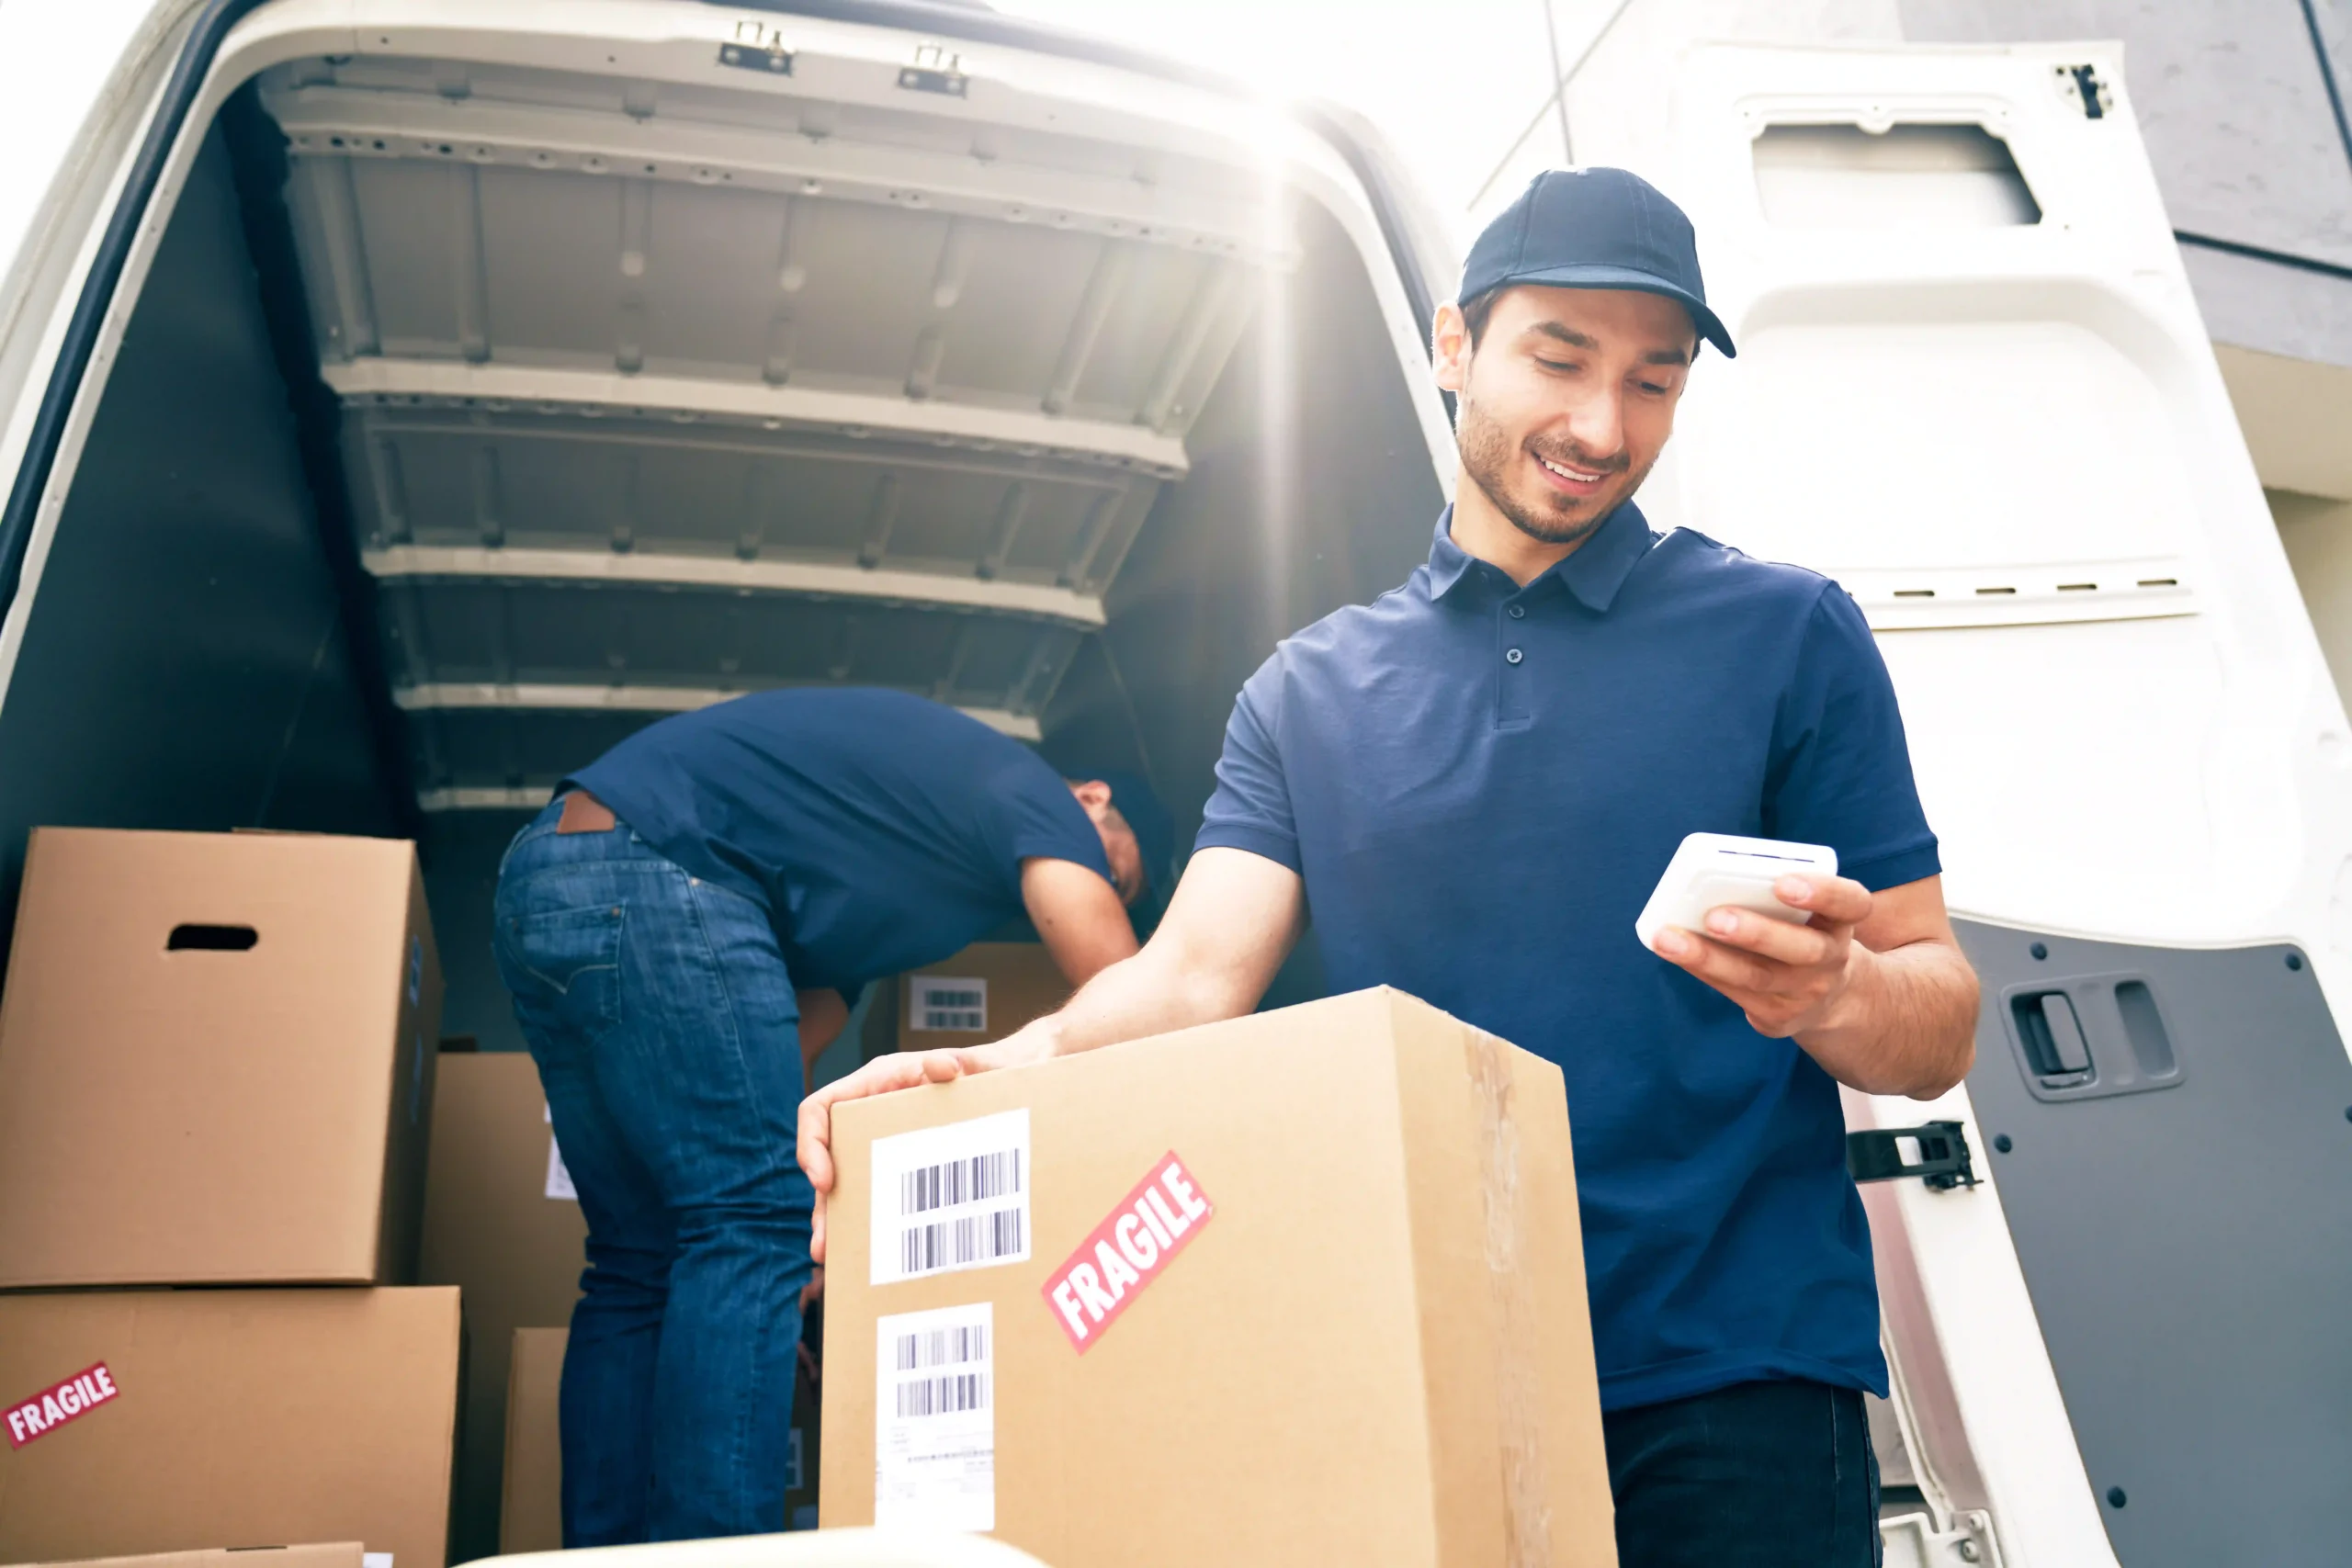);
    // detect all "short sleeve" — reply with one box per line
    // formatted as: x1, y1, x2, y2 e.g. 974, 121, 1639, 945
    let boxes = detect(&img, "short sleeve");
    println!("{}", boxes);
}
1001, 758, 1112, 883
1764, 586, 1942, 892
1193, 657, 1303, 873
